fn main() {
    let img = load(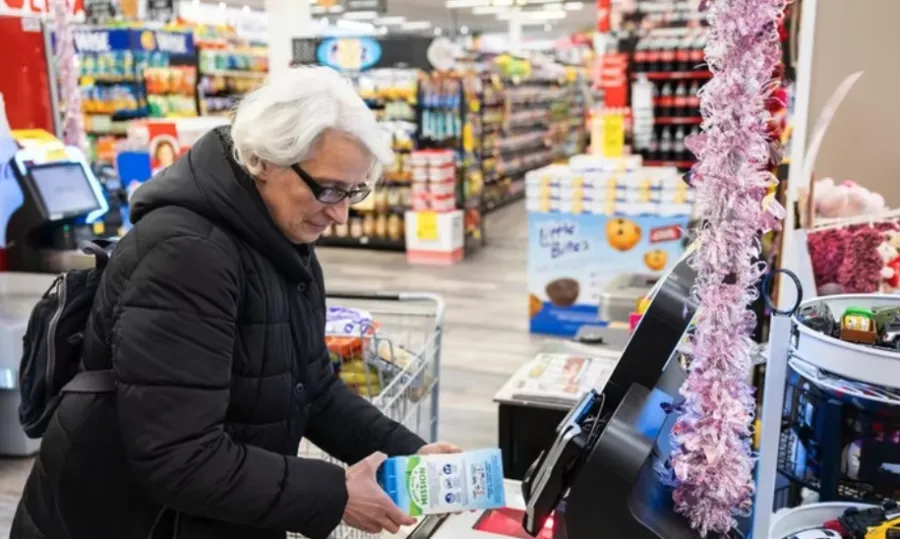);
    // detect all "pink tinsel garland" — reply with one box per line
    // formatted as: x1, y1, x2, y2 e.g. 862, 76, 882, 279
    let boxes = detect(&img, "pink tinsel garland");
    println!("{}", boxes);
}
667, 0, 786, 535
52, 0, 85, 148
